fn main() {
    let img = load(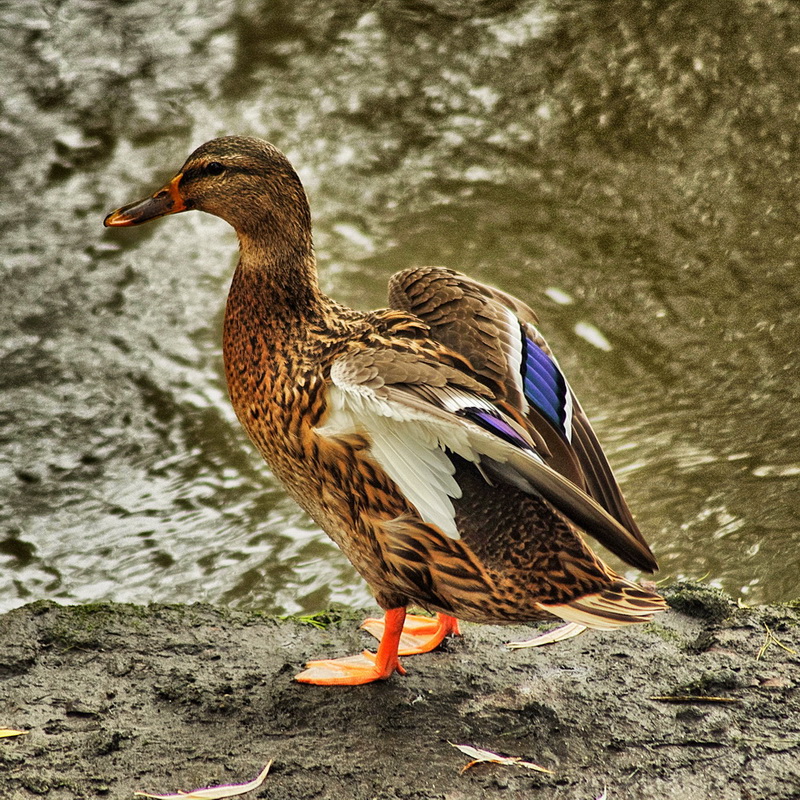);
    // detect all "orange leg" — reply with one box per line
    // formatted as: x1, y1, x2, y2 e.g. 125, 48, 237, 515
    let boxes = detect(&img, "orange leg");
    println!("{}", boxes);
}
361, 612, 461, 655
294, 607, 408, 686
